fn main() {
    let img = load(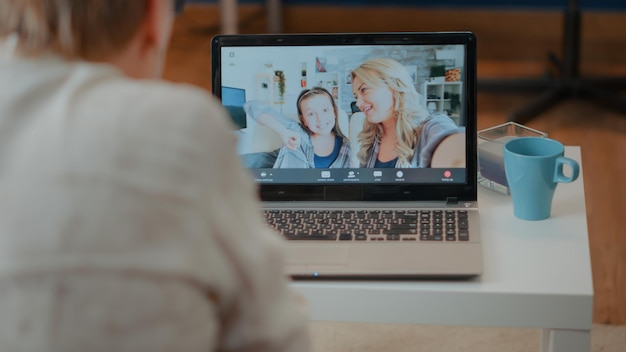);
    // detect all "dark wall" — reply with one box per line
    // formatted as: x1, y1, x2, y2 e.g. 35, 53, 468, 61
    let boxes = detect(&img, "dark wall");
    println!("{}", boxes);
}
187, 0, 626, 11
